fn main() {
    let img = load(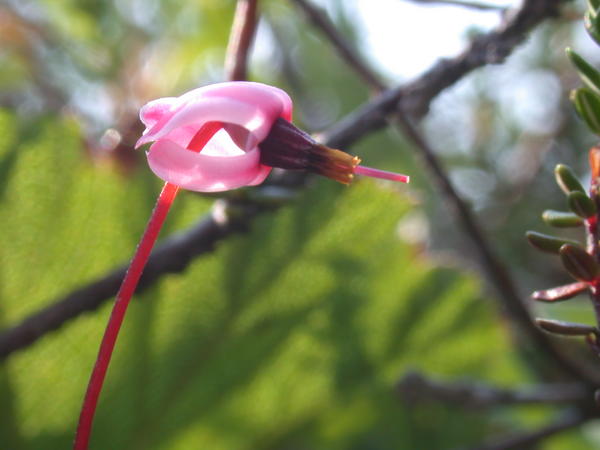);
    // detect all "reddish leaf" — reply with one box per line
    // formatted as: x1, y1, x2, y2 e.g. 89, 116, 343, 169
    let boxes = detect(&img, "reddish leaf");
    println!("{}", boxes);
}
535, 318, 597, 336
532, 281, 588, 302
